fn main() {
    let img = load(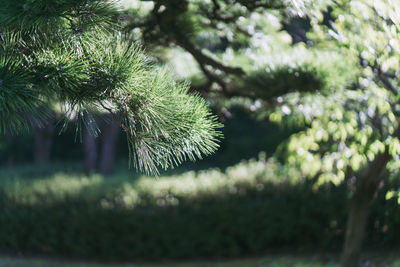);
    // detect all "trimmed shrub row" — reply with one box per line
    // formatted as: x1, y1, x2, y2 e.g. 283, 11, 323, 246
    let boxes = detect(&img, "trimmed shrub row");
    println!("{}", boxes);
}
0, 159, 399, 260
